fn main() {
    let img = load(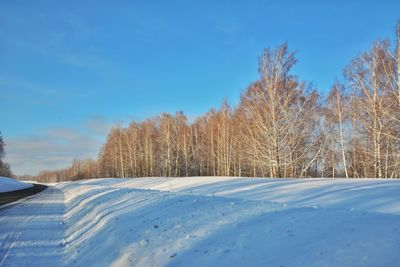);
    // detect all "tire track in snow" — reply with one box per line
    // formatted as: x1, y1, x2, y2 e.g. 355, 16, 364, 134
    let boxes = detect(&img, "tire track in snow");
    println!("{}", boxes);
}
0, 186, 67, 266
